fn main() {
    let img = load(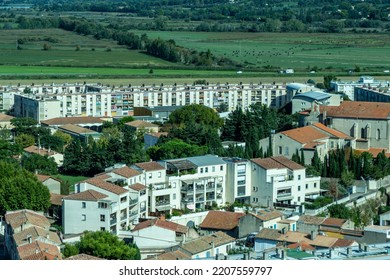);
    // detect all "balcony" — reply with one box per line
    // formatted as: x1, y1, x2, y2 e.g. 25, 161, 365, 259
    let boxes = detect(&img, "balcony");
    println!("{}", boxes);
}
129, 199, 138, 206
182, 197, 194, 203
277, 192, 292, 198
155, 199, 170, 206
196, 196, 205, 202
110, 218, 117, 225
129, 210, 138, 217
